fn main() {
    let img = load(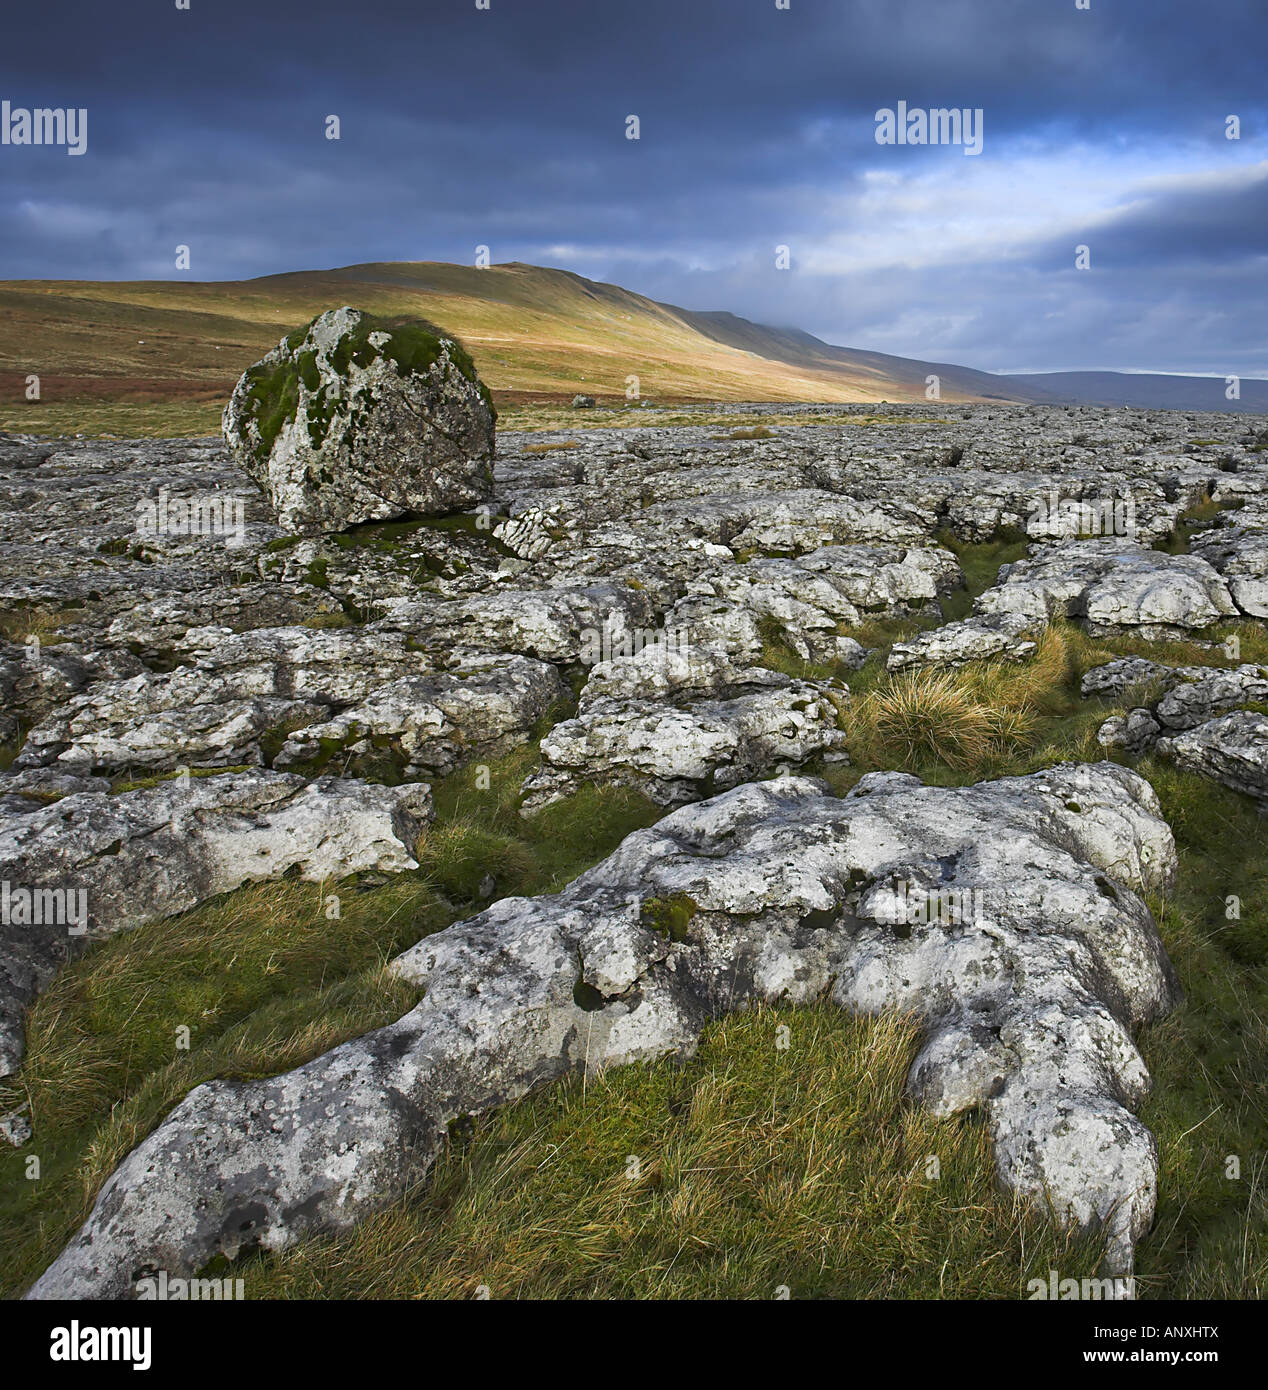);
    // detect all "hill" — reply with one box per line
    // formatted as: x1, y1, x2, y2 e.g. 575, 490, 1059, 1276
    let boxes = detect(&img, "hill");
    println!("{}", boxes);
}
0, 260, 1041, 418
0, 261, 1263, 430
1004, 370, 1268, 414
